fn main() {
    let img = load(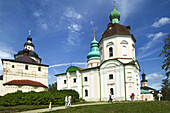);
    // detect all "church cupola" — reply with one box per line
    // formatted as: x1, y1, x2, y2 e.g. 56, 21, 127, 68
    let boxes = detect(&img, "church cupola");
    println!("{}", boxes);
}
141, 72, 148, 87
109, 2, 120, 24
87, 31, 100, 68
24, 30, 35, 51
14, 30, 42, 63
